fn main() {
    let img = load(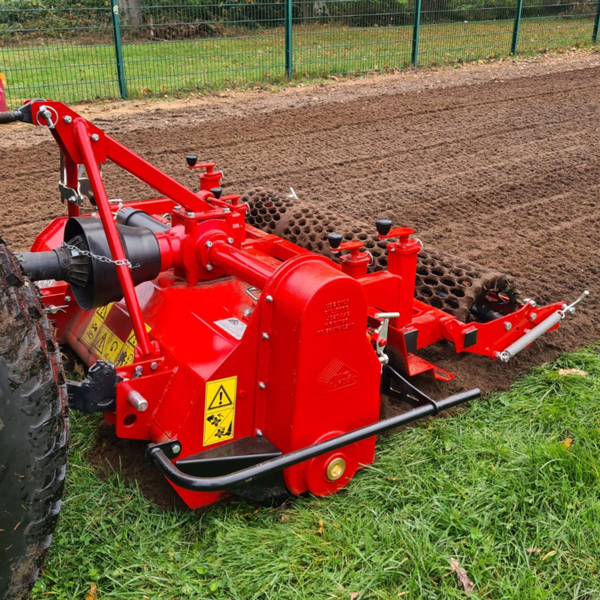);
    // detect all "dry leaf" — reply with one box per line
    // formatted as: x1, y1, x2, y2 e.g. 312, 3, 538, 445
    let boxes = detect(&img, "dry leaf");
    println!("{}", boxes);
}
349, 591, 363, 600
450, 557, 474, 594
558, 368, 588, 377
316, 519, 324, 535
541, 550, 557, 561
526, 547, 541, 554
561, 438, 573, 449
386, 477, 399, 482
85, 583, 98, 600
278, 514, 290, 523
